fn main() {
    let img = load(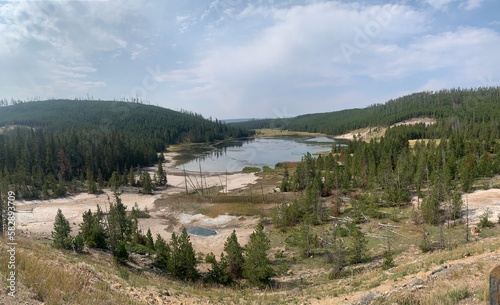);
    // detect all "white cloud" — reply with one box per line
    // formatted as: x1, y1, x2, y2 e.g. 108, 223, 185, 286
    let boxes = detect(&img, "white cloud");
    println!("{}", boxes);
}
459, 0, 484, 10
421, 0, 456, 10
2, 0, 499, 118
0, 1, 139, 97
154, 2, 430, 116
